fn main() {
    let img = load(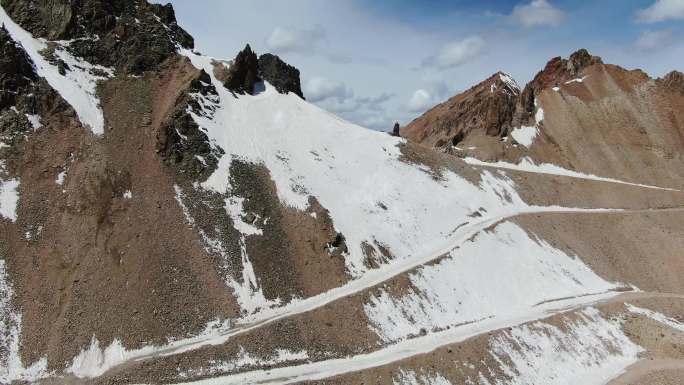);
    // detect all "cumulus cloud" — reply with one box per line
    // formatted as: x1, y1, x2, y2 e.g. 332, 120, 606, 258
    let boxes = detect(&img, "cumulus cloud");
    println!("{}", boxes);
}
636, 0, 684, 22
303, 77, 396, 130
265, 25, 326, 55
357, 92, 395, 111
511, 0, 566, 27
303, 77, 353, 103
635, 29, 675, 51
423, 36, 486, 70
406, 89, 434, 112
405, 80, 450, 113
